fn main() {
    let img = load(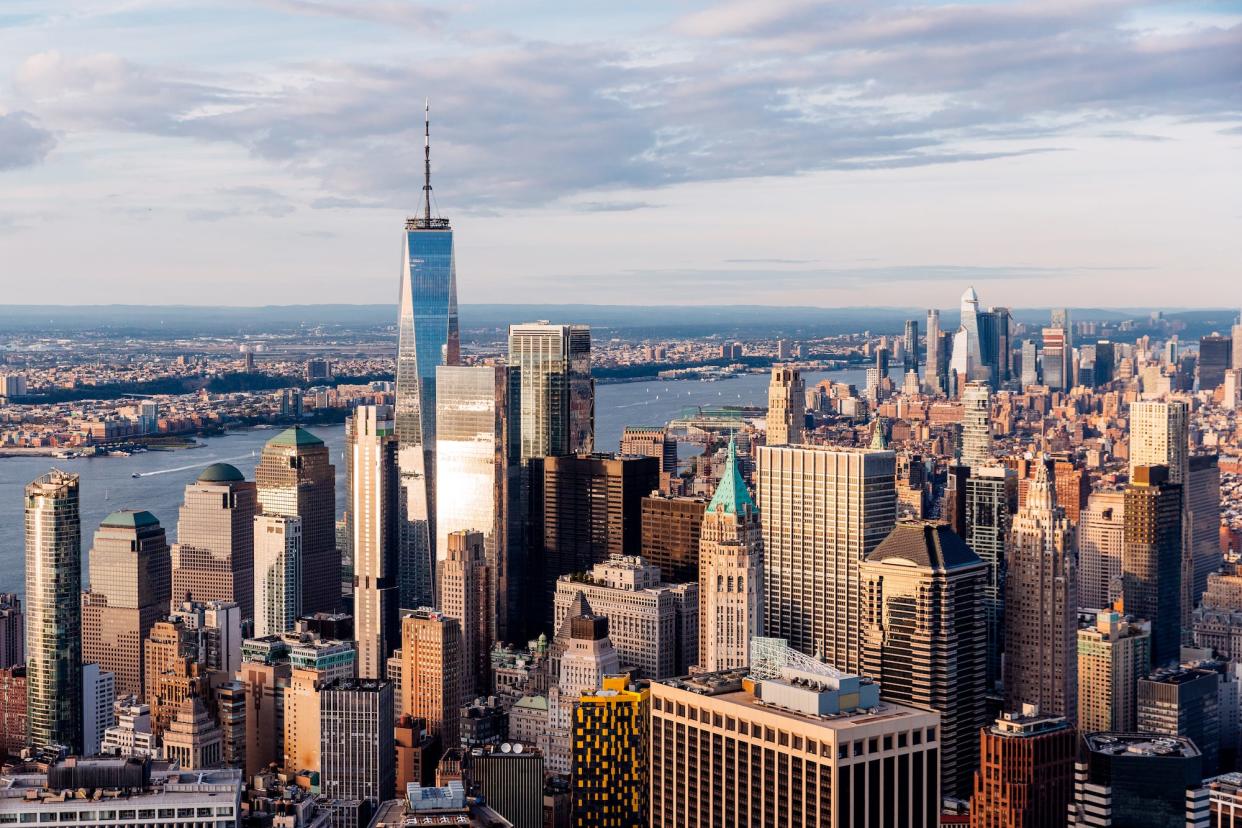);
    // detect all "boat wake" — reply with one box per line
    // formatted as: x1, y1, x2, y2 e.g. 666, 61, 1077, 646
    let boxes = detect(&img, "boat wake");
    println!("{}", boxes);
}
134, 453, 256, 478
